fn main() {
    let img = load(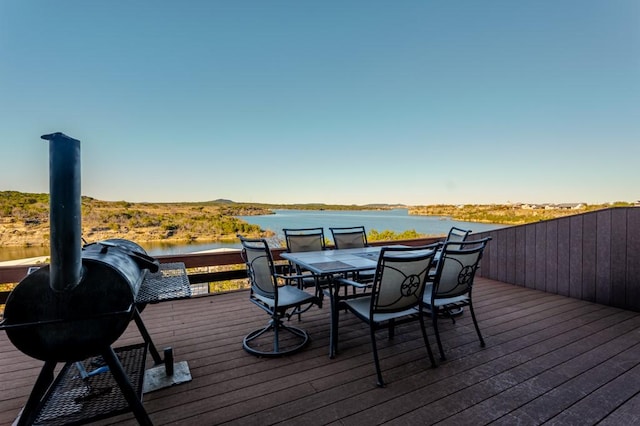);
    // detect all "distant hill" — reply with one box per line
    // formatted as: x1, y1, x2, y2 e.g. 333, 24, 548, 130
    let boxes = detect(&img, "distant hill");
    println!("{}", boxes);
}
0, 192, 271, 247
